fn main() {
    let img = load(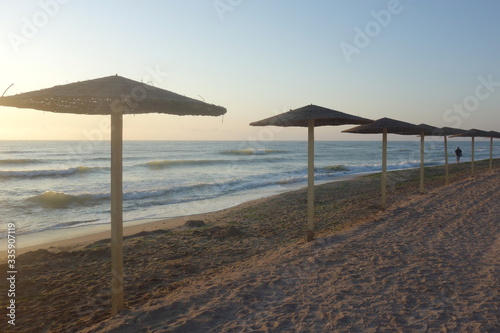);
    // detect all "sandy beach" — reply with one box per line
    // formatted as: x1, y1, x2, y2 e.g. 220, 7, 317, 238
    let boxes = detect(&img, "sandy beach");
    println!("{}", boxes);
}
1, 159, 499, 332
